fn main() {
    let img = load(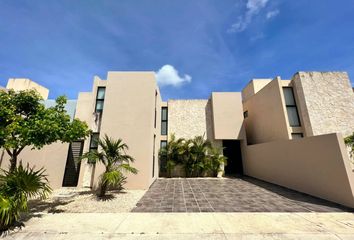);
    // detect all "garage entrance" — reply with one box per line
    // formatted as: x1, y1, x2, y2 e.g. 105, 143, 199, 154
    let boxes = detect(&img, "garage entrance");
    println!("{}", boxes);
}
223, 140, 243, 176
